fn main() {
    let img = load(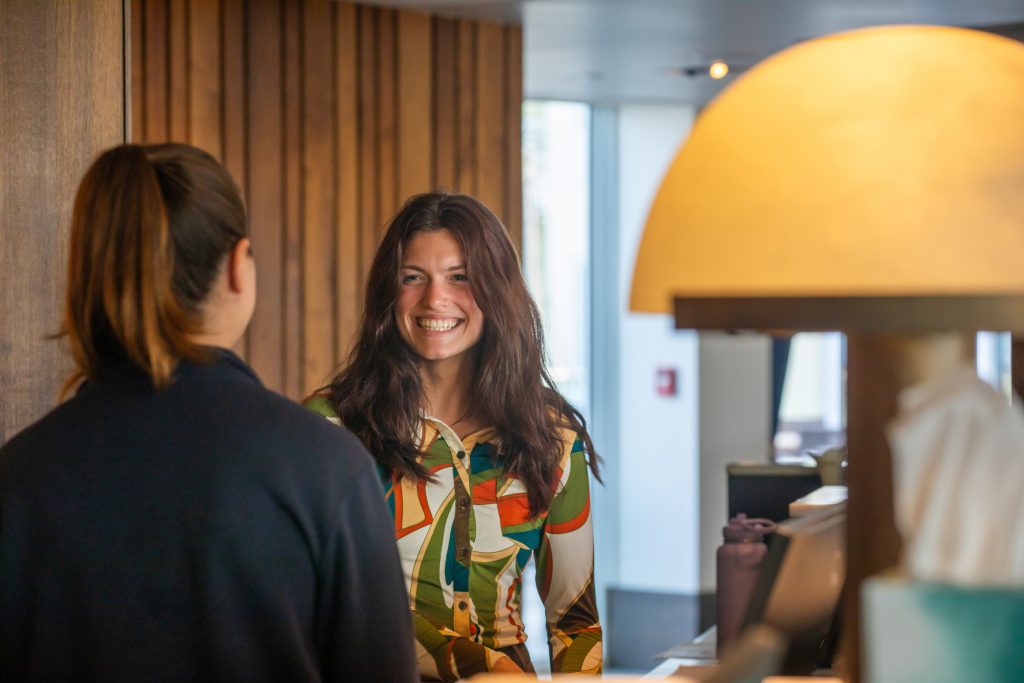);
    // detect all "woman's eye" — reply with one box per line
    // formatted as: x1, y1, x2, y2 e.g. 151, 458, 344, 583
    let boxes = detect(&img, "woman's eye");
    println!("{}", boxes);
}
451, 273, 469, 282
401, 274, 423, 284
